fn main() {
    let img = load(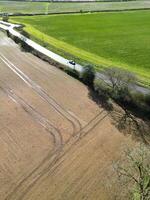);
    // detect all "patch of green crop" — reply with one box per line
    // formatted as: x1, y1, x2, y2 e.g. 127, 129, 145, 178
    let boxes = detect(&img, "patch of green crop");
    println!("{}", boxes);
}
11, 11, 150, 86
